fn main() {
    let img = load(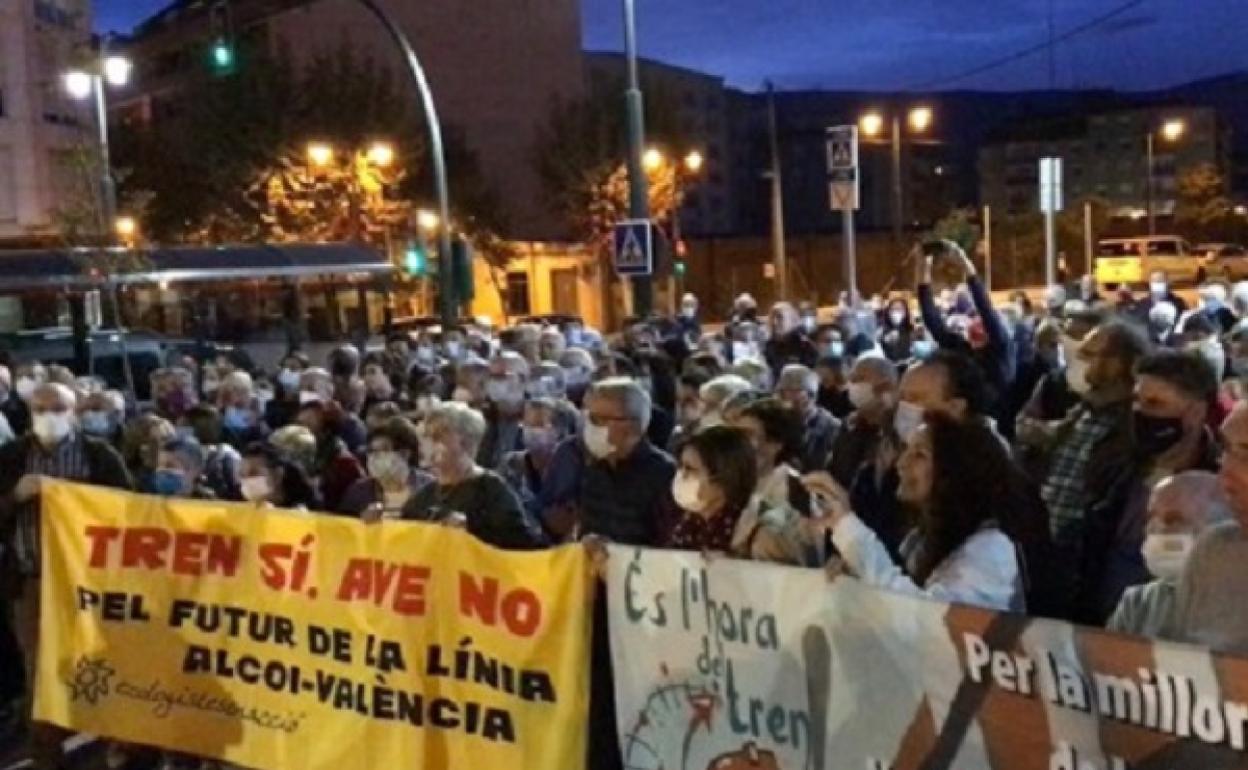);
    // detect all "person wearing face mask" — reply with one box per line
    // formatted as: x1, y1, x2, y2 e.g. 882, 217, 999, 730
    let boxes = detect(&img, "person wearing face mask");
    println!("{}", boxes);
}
298, 368, 367, 456
693, 374, 754, 435
345, 418, 432, 518
218, 370, 269, 449
729, 398, 815, 563
360, 354, 404, 413
1106, 471, 1230, 640
1145, 301, 1178, 346
797, 301, 820, 336
498, 399, 572, 526
5, 362, 45, 438
1037, 321, 1149, 620
1179, 313, 1227, 382
879, 299, 915, 362
121, 414, 176, 491
148, 437, 212, 499
182, 404, 242, 501
0, 383, 131, 769
396, 402, 544, 549
675, 292, 701, 342
1196, 282, 1236, 333
763, 302, 818, 375
829, 357, 898, 488
477, 352, 530, 470
239, 442, 321, 510
538, 328, 567, 364
665, 426, 758, 552
774, 364, 842, 472
77, 389, 125, 447
812, 325, 846, 361
266, 351, 310, 429
1134, 270, 1188, 328
558, 348, 595, 407
295, 399, 365, 512
1078, 350, 1219, 624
